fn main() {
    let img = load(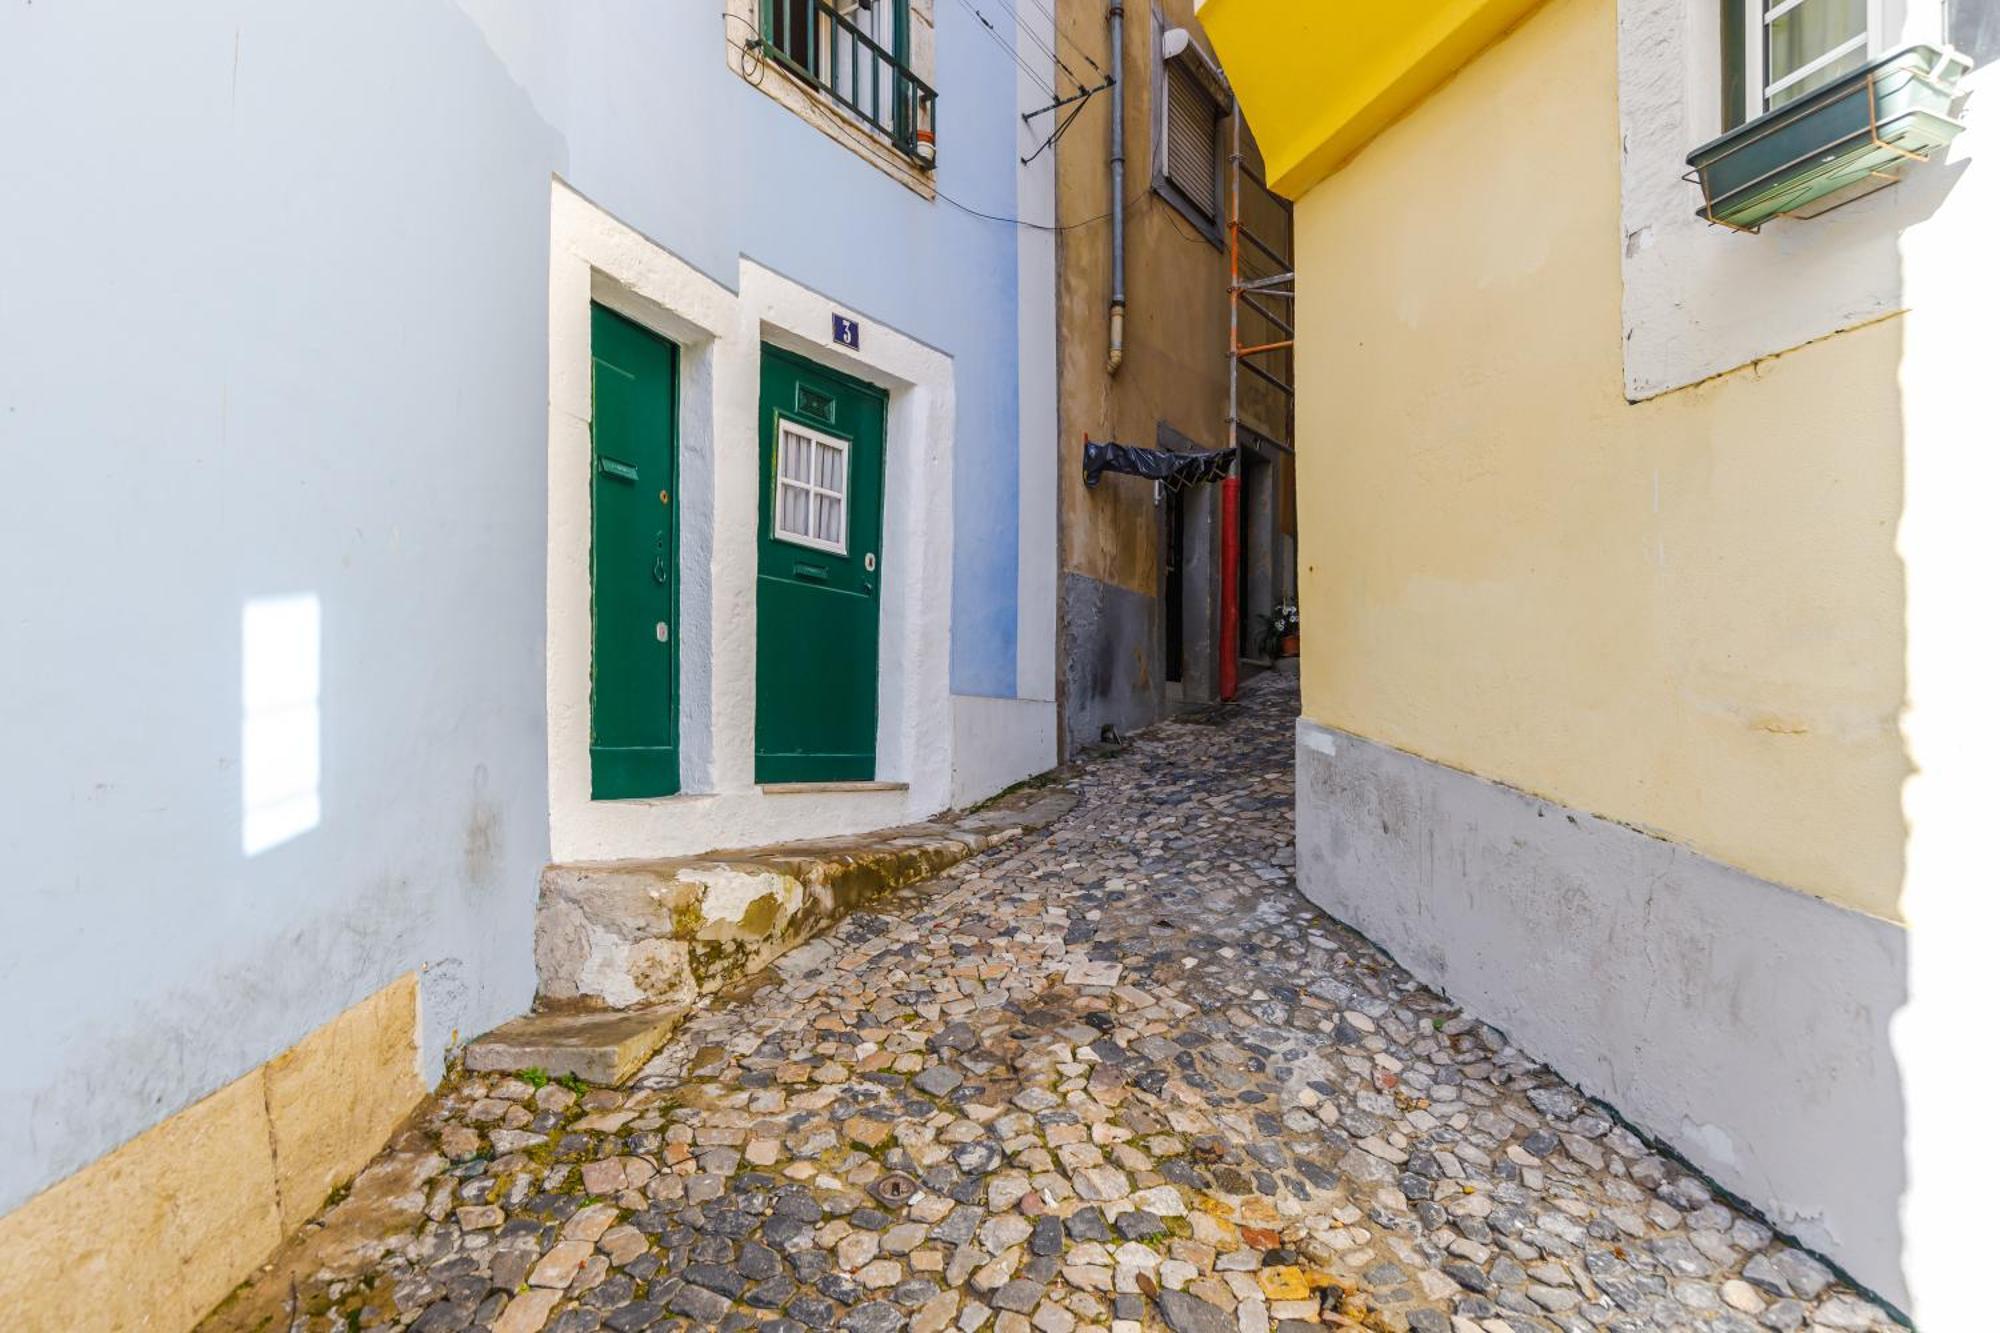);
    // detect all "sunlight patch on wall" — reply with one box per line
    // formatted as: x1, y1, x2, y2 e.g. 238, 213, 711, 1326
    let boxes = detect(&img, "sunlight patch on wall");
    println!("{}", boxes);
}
241, 594, 322, 856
